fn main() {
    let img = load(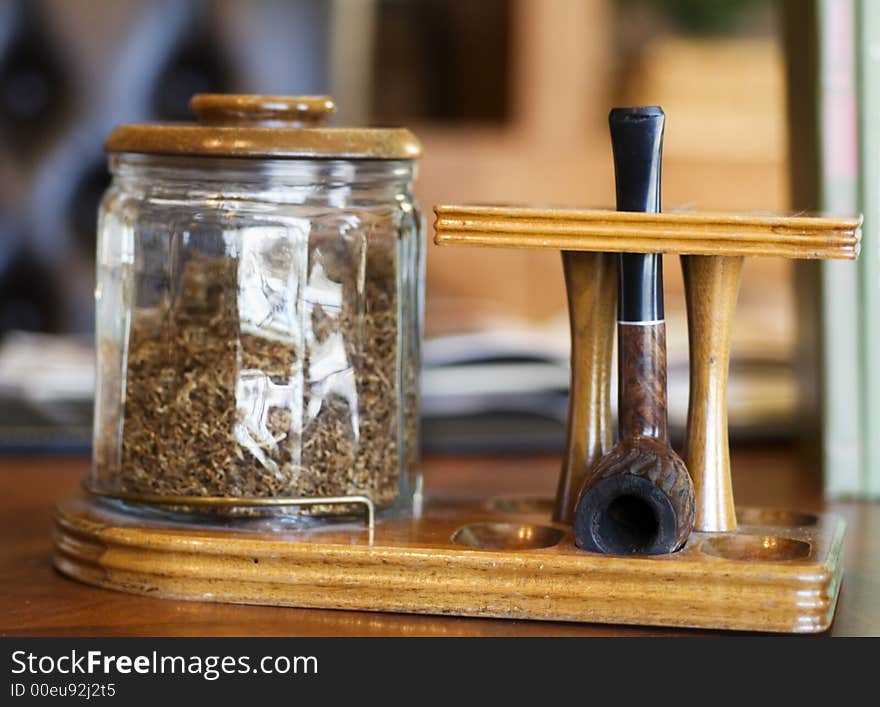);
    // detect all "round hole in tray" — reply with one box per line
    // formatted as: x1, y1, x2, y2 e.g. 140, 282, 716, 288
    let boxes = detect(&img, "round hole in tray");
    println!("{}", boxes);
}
736, 508, 819, 528
452, 522, 564, 551
701, 535, 811, 562
487, 497, 555, 515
